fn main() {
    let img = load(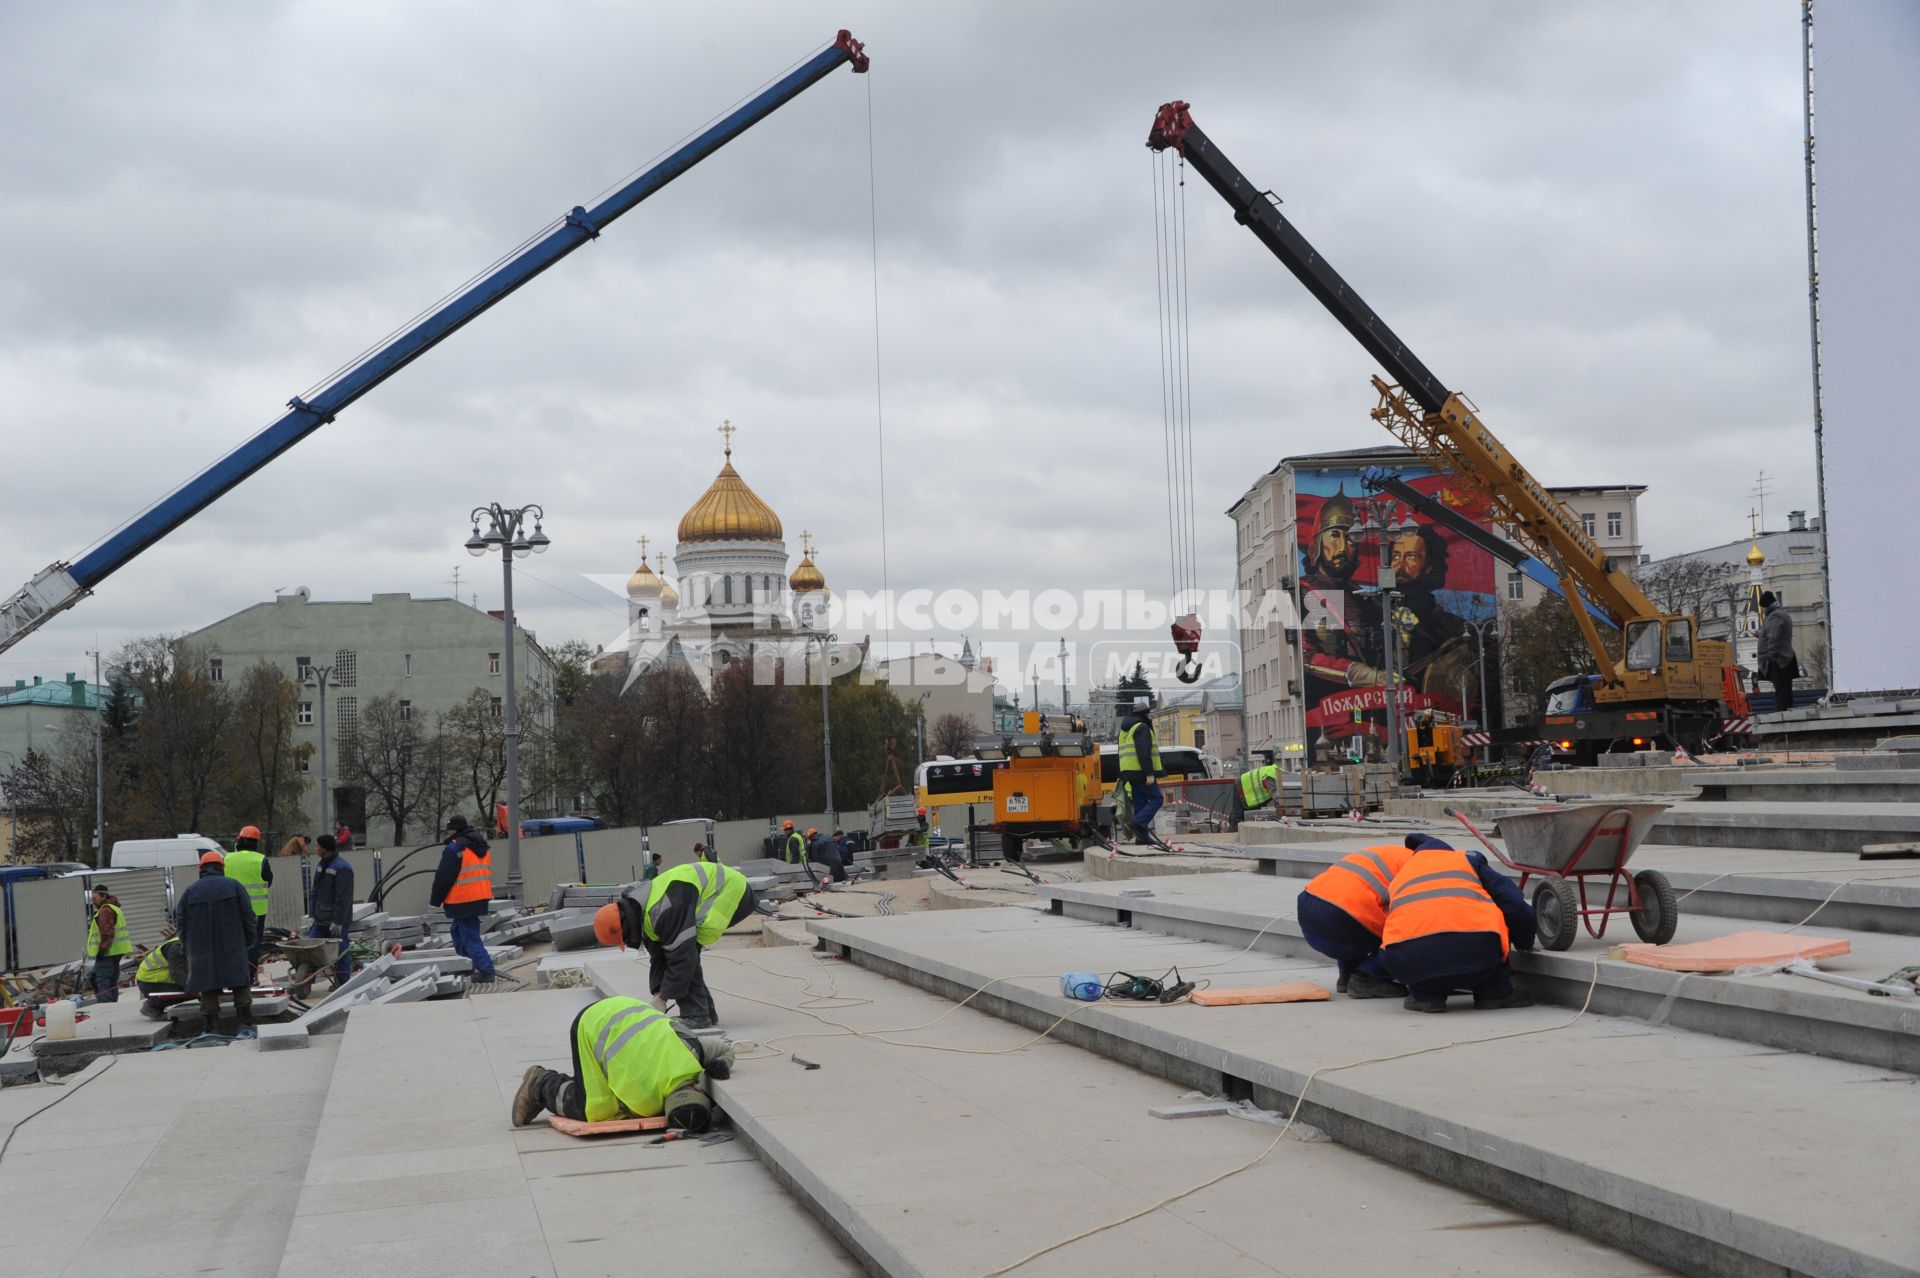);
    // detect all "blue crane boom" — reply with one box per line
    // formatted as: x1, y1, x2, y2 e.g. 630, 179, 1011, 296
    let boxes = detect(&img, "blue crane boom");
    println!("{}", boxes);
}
0, 30, 869, 654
